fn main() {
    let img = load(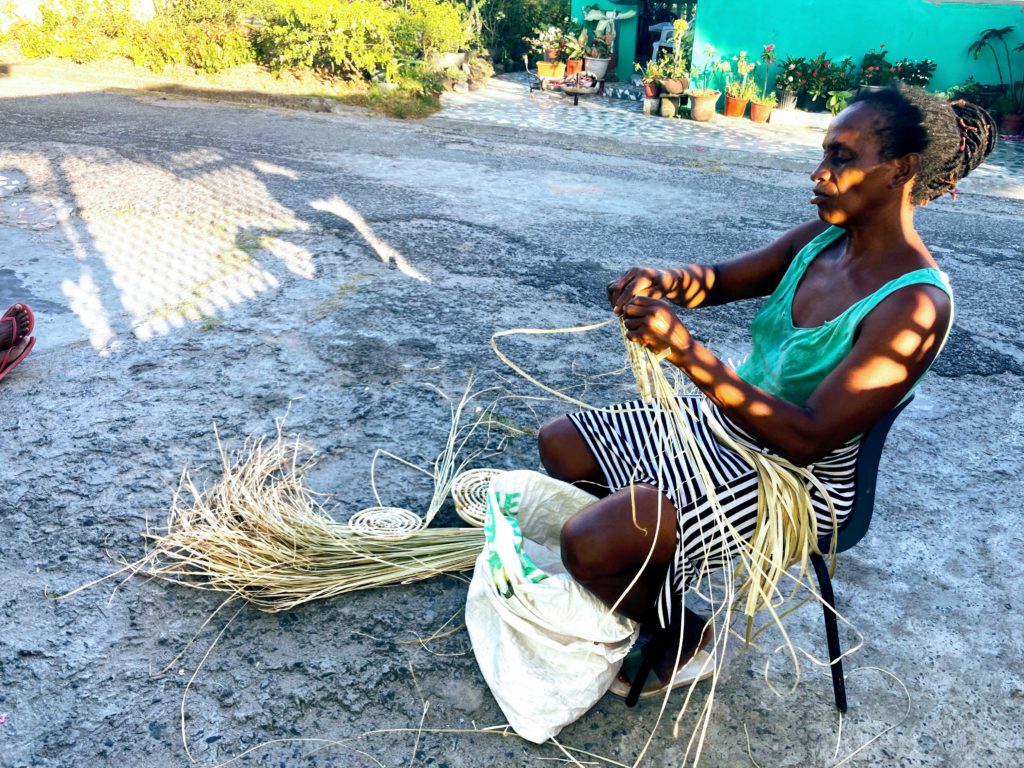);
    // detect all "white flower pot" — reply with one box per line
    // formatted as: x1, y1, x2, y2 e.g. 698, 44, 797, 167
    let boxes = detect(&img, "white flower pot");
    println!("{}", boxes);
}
584, 56, 611, 81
